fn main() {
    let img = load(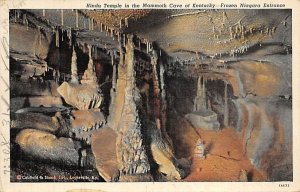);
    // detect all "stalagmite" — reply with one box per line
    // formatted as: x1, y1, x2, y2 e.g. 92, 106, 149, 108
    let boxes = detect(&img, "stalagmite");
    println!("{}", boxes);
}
81, 44, 98, 86
116, 35, 152, 181
70, 46, 79, 84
